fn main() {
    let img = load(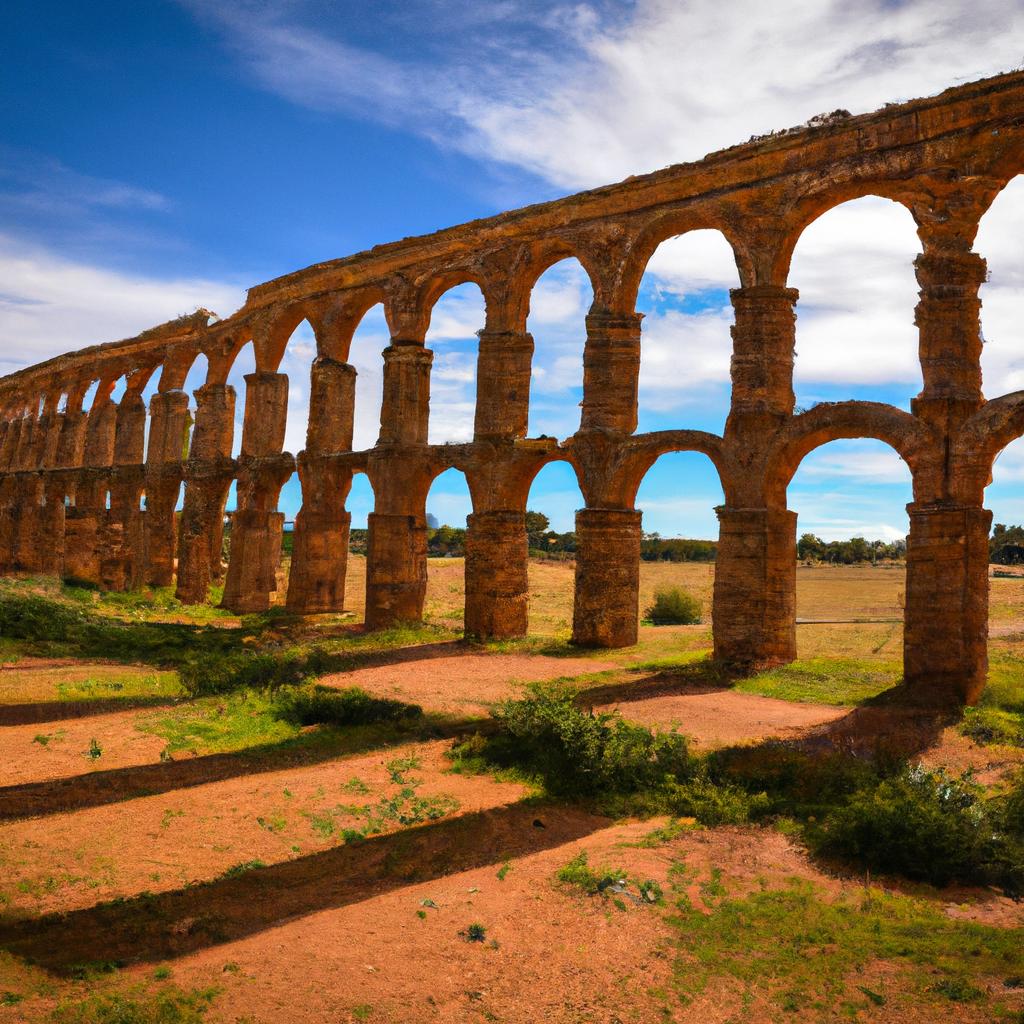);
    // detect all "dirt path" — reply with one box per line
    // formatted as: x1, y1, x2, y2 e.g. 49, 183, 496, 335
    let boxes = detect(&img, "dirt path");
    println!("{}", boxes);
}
603, 689, 848, 746
318, 653, 617, 716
